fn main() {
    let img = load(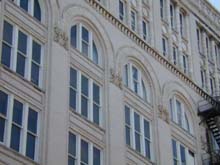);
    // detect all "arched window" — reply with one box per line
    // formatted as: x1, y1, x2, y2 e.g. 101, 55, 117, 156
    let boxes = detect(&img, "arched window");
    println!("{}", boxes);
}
169, 96, 193, 134
15, 0, 42, 21
70, 24, 100, 65
123, 63, 150, 102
